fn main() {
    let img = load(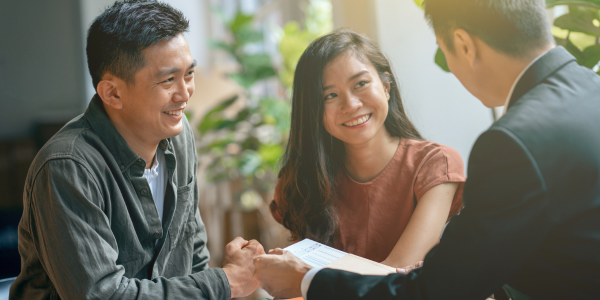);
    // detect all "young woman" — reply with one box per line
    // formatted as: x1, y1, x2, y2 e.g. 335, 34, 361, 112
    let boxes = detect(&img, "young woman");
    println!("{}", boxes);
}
270, 29, 465, 268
